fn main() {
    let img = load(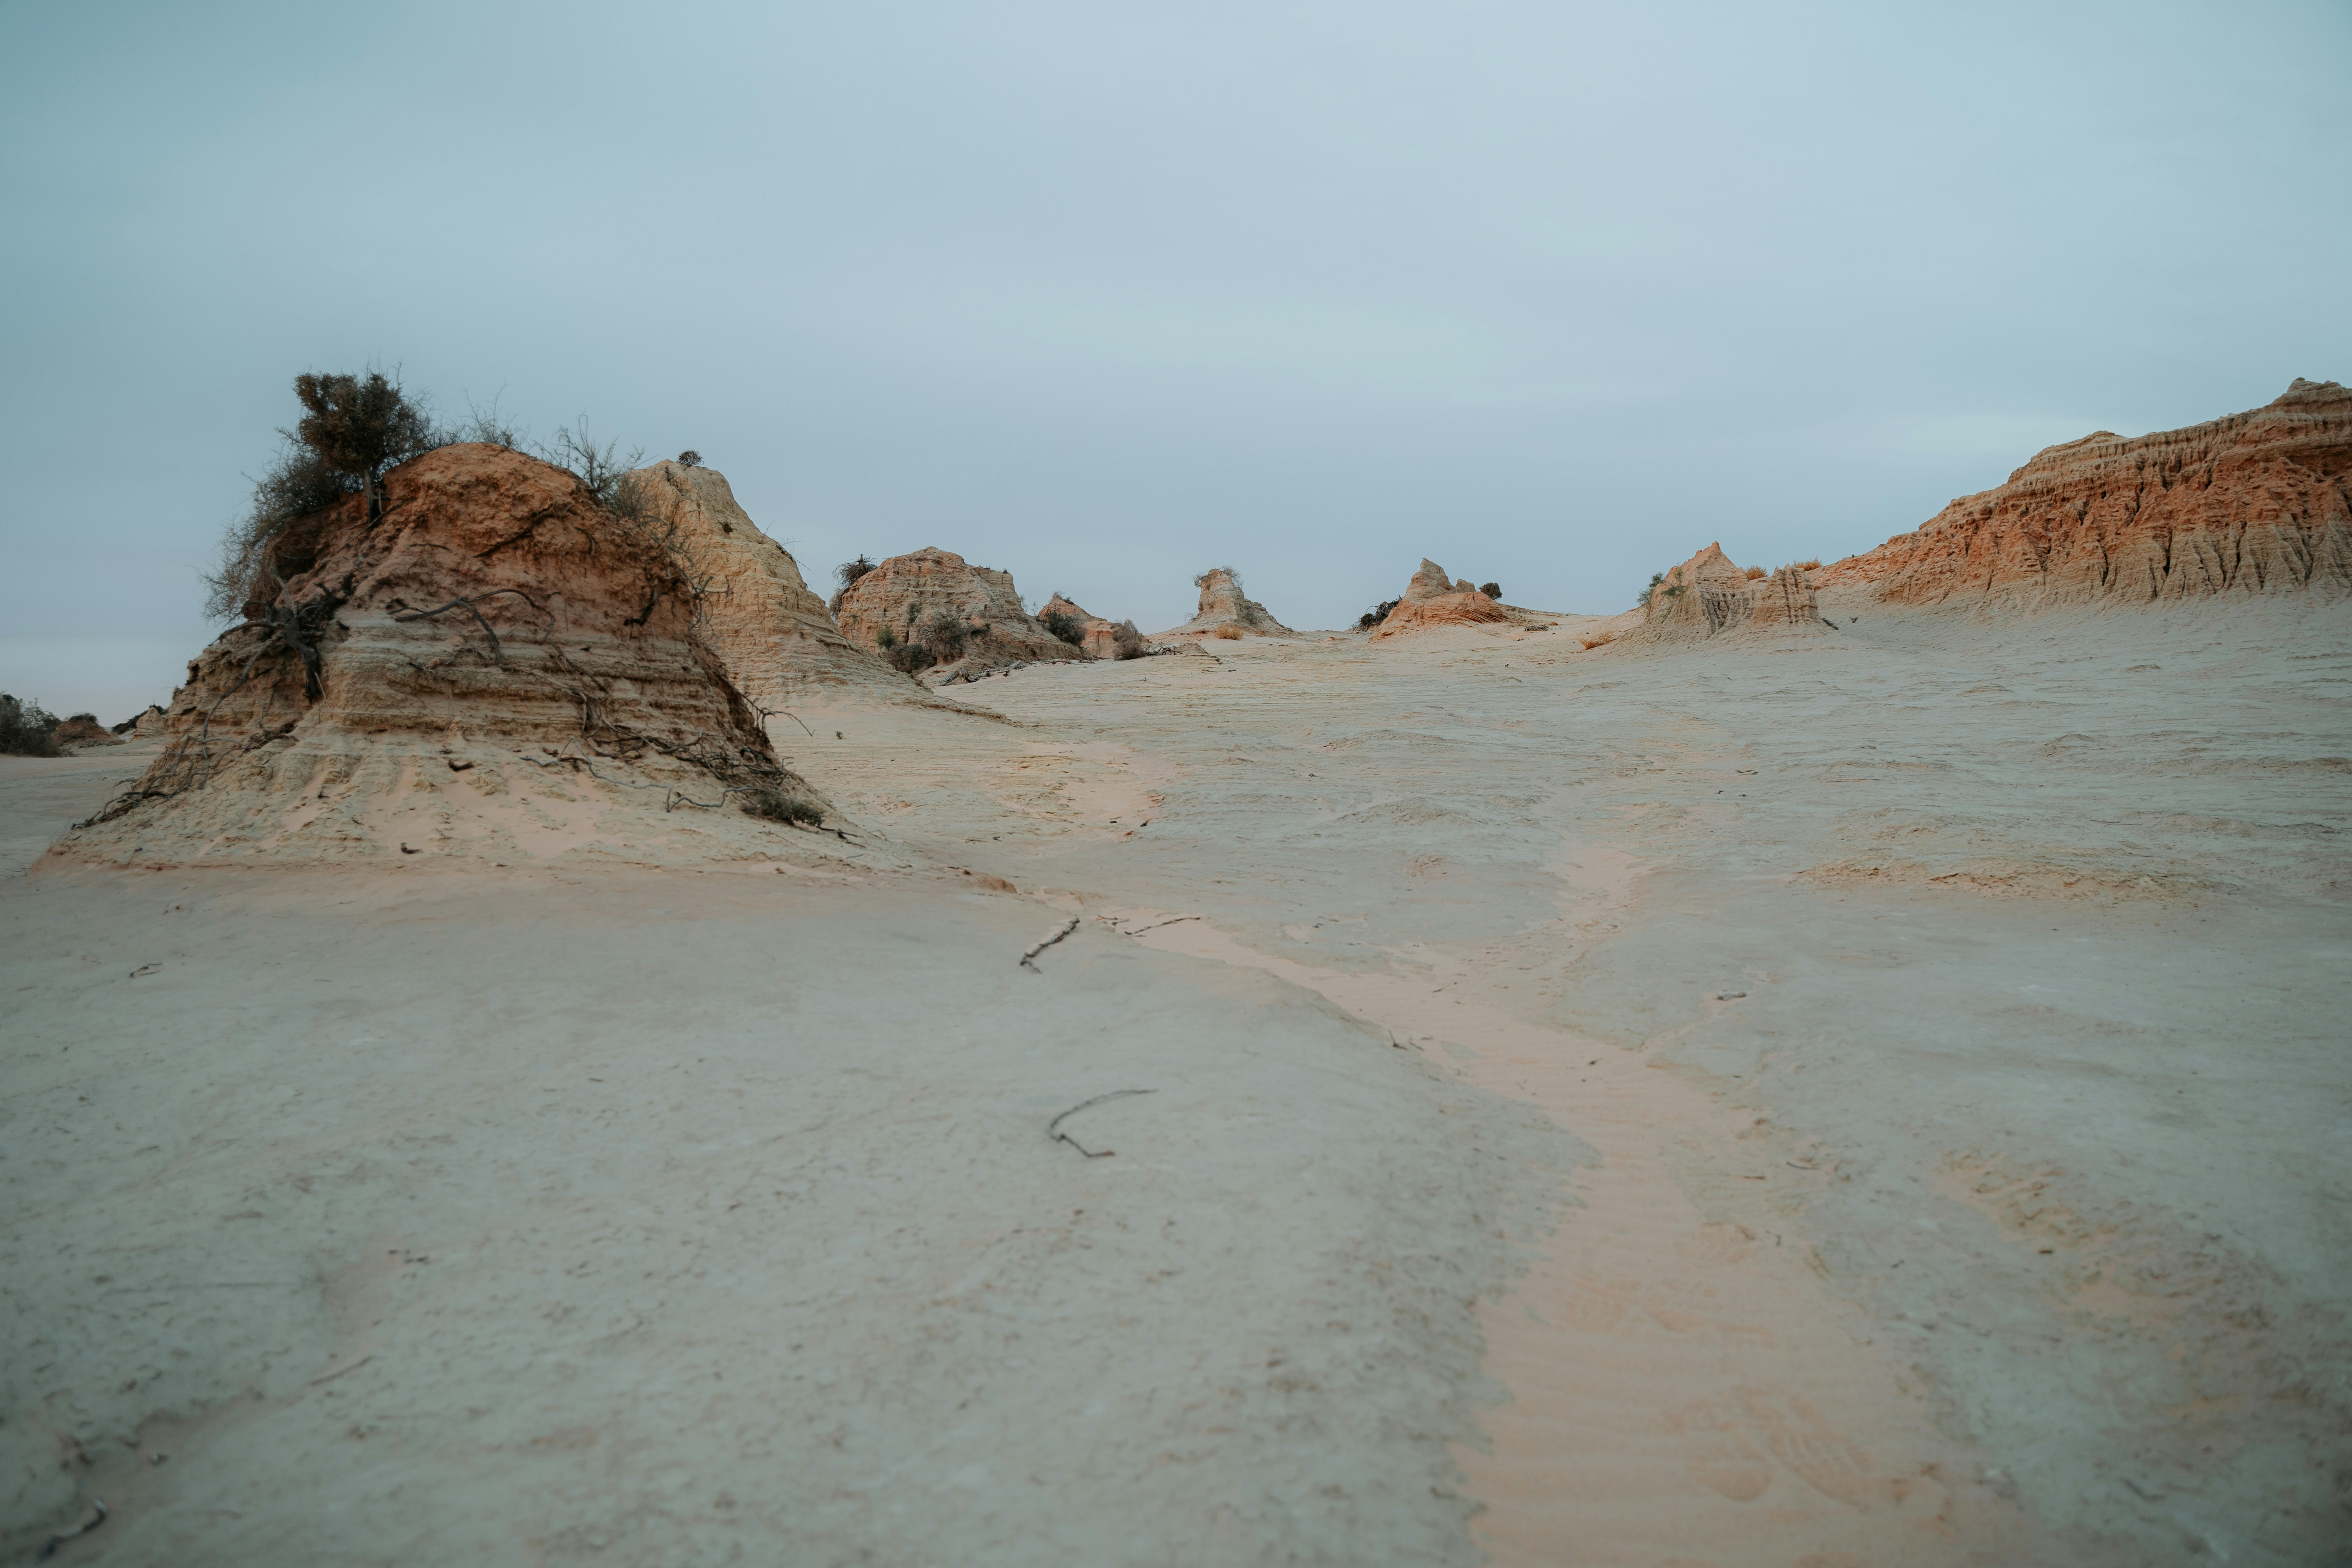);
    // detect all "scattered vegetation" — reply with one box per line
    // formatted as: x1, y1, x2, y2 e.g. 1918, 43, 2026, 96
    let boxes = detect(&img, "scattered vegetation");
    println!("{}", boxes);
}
739, 786, 822, 826
1214, 624, 1244, 641
1479, 581, 1501, 599
676, 450, 702, 467
1635, 572, 1666, 609
0, 693, 63, 756
204, 369, 438, 621
1040, 609, 1086, 646
884, 640, 935, 673
1745, 565, 1767, 580
1357, 598, 1400, 630
877, 626, 898, 649
835, 555, 876, 592
922, 611, 971, 661
1795, 557, 1822, 571
1194, 566, 1240, 591
1579, 629, 1618, 650
1110, 620, 1148, 659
